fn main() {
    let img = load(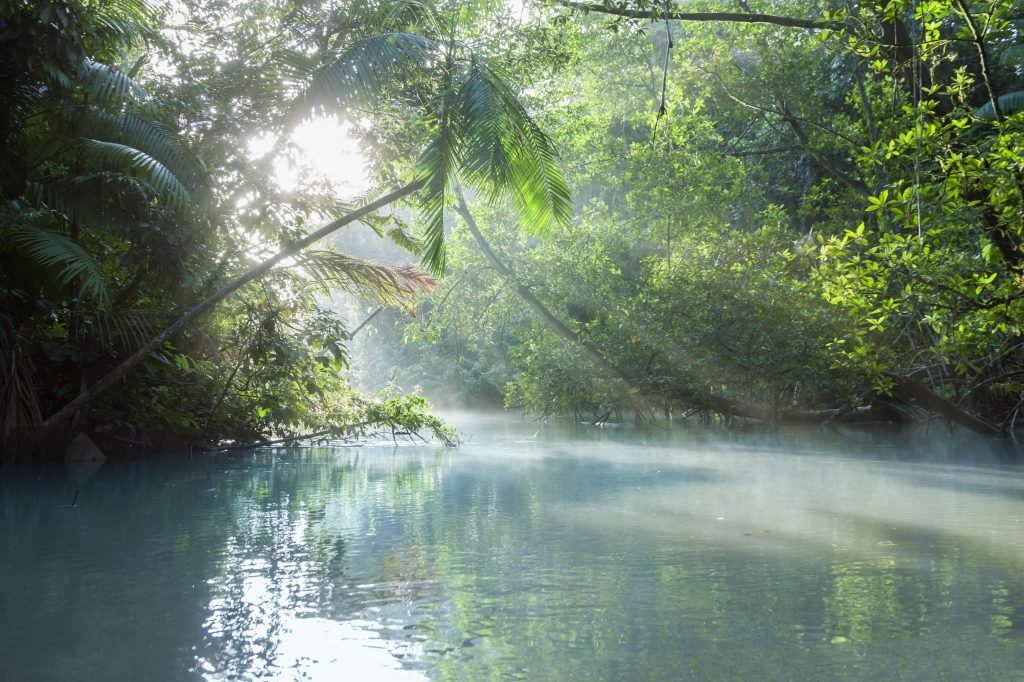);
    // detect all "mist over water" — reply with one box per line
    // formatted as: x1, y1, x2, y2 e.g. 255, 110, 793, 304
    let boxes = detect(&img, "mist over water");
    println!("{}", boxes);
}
2, 413, 1023, 680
